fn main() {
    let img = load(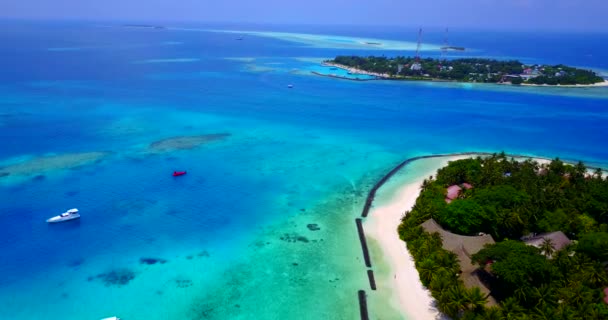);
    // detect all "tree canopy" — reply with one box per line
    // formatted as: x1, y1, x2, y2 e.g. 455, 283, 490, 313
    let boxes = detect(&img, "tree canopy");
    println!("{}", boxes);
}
330, 56, 605, 85
398, 153, 608, 319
